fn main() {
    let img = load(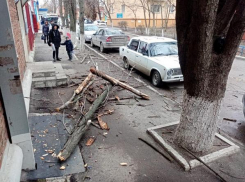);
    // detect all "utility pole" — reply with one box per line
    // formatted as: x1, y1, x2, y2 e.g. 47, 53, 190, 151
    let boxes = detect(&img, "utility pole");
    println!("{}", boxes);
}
79, 0, 85, 51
